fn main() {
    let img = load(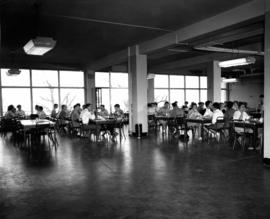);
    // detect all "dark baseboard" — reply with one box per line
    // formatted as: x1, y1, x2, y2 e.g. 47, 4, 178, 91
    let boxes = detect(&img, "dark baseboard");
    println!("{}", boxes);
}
263, 158, 270, 167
